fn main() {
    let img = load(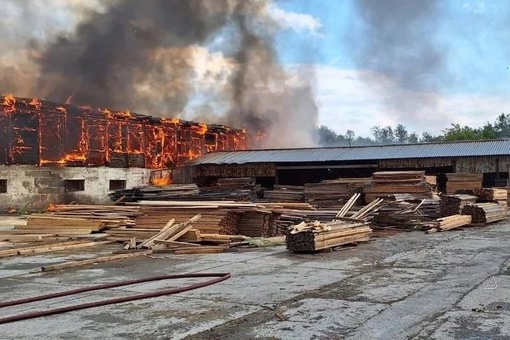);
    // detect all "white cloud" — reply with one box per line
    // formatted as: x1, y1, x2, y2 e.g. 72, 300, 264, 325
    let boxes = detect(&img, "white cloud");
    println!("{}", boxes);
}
288, 65, 509, 138
268, 5, 322, 34
462, 1, 486, 14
